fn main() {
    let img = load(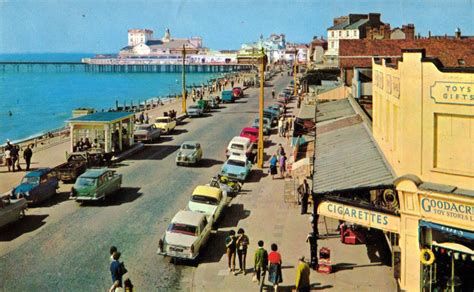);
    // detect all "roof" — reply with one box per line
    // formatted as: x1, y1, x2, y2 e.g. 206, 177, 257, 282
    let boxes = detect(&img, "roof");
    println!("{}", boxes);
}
229, 136, 251, 144
313, 122, 394, 195
241, 127, 258, 133
145, 40, 163, 46
328, 20, 349, 30
228, 154, 248, 162
316, 99, 355, 123
172, 210, 205, 225
80, 168, 109, 178
339, 38, 474, 68
67, 112, 134, 123
192, 185, 222, 200
345, 18, 369, 29
25, 168, 51, 177
182, 141, 199, 145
